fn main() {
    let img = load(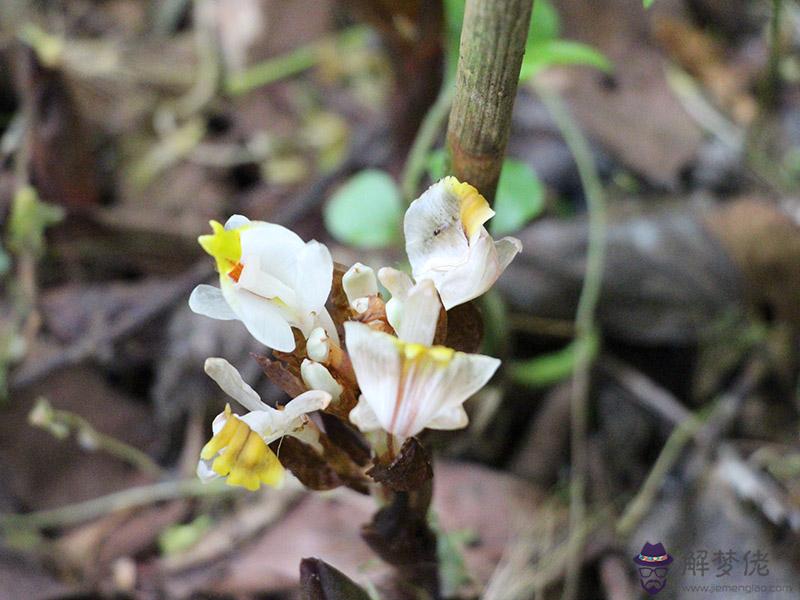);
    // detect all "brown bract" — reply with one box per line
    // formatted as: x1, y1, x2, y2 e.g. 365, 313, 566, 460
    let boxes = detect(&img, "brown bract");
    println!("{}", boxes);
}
366, 437, 433, 493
